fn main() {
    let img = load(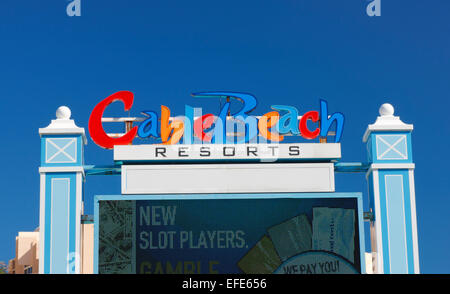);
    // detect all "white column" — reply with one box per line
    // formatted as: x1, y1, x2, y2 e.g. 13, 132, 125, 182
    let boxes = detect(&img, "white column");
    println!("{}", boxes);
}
38, 106, 87, 274
364, 103, 419, 274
